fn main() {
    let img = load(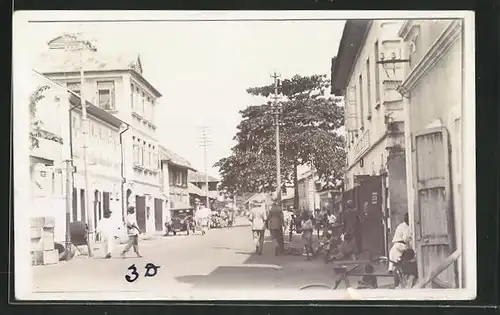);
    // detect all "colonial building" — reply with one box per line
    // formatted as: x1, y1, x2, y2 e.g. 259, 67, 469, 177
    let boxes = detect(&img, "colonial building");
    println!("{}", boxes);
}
188, 171, 220, 207
331, 20, 408, 257
297, 169, 320, 214
398, 20, 464, 288
159, 145, 197, 231
38, 34, 163, 237
29, 71, 125, 245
